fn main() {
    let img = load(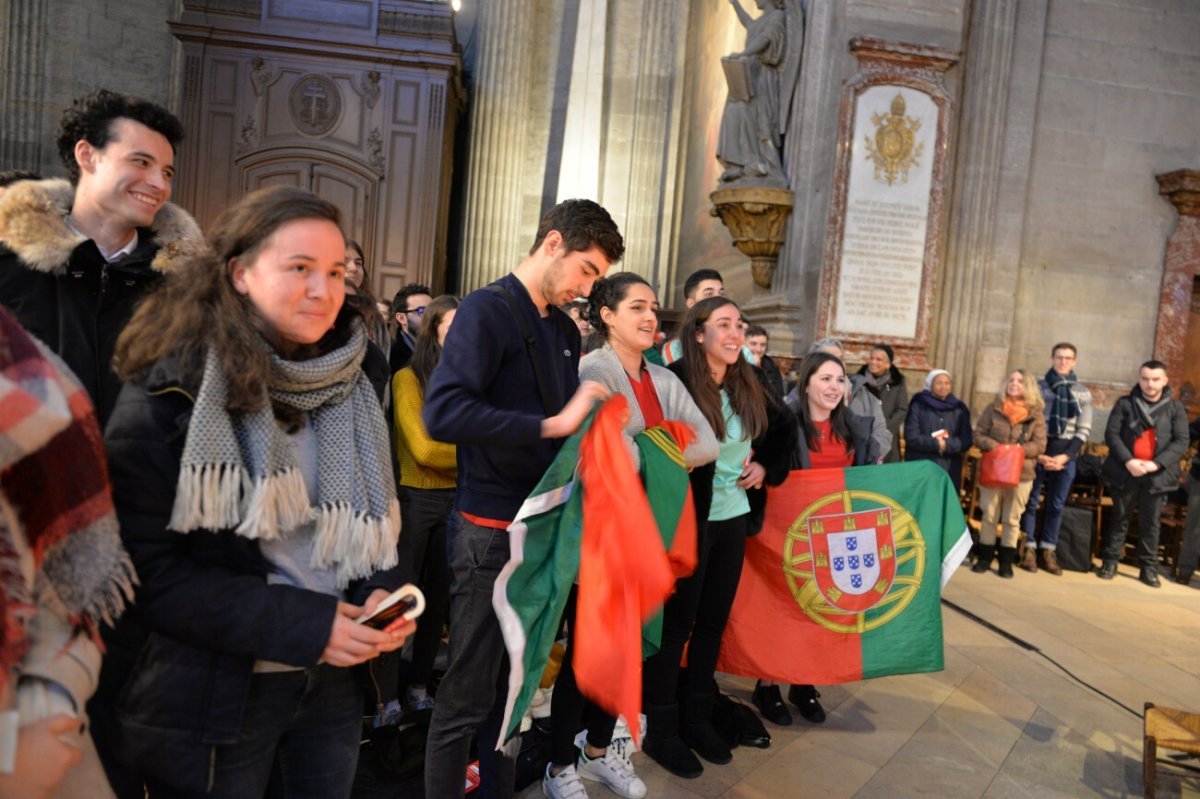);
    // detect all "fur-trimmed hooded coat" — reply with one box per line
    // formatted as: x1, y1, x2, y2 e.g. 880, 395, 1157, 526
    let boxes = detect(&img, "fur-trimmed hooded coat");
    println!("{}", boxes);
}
0, 178, 202, 425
